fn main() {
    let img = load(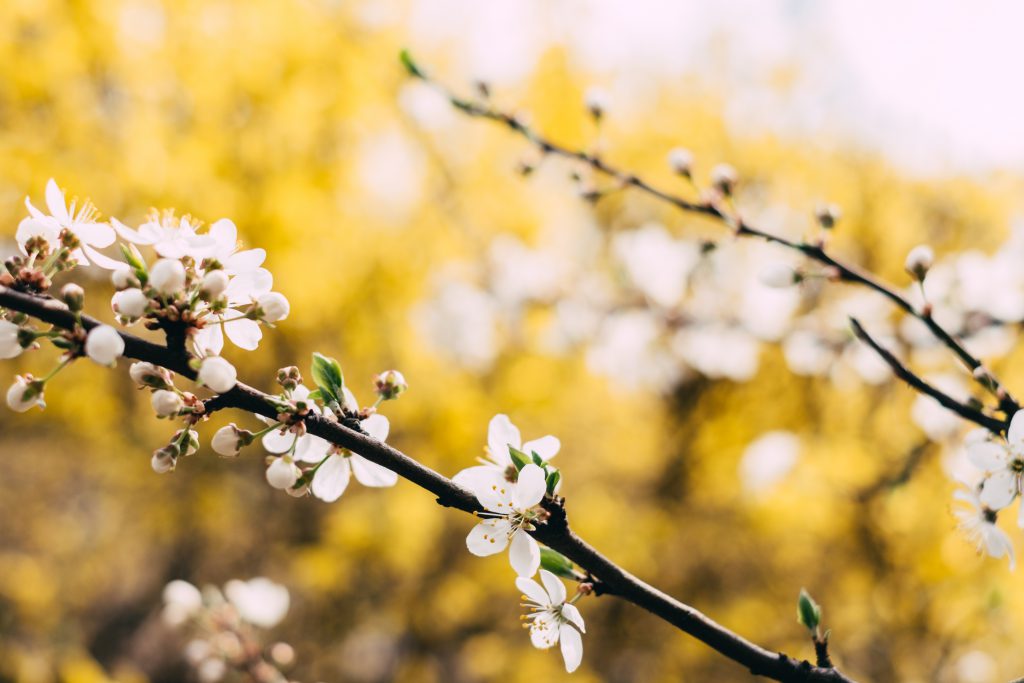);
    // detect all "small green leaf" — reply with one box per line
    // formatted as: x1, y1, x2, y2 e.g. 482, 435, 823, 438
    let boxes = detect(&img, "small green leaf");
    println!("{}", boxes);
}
399, 49, 424, 79
305, 388, 323, 401
797, 588, 821, 633
310, 352, 345, 407
119, 243, 148, 281
545, 469, 560, 495
508, 445, 530, 471
540, 548, 577, 580
531, 451, 544, 466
